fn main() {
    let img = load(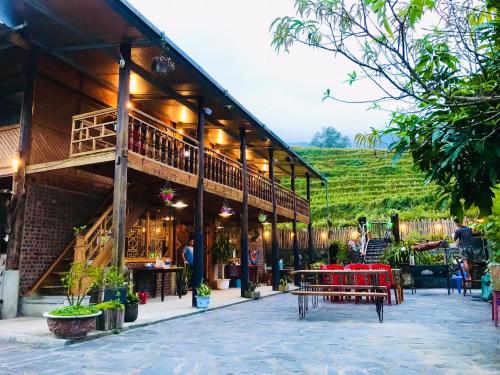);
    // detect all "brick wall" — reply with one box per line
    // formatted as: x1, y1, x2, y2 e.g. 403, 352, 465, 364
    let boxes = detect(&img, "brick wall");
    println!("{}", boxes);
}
18, 173, 109, 294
